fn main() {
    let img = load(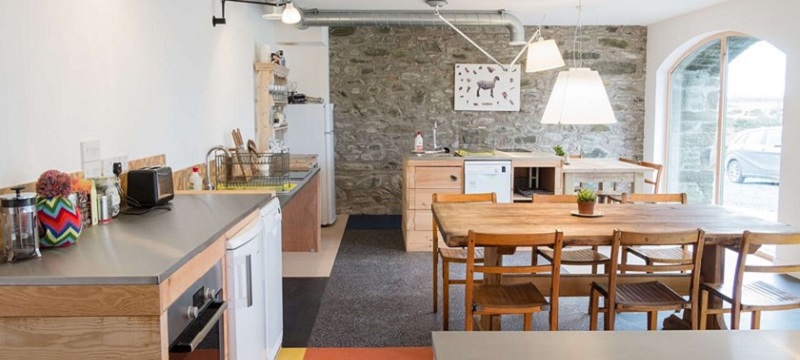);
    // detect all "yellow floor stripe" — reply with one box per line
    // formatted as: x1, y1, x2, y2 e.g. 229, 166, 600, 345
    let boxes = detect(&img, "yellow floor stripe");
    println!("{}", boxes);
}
276, 347, 306, 360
